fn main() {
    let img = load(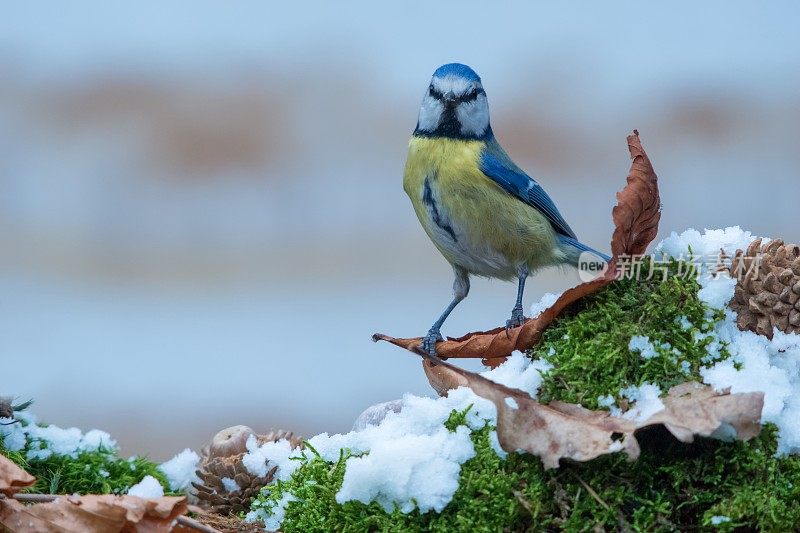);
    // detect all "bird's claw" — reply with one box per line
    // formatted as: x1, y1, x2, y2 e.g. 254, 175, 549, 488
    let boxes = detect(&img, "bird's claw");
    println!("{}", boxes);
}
421, 329, 444, 356
506, 306, 527, 330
